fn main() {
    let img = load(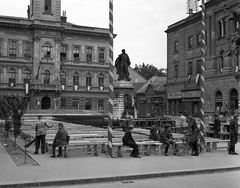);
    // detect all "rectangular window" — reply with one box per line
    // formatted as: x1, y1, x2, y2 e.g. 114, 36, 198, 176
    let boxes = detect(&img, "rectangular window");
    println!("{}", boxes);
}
86, 47, 92, 62
73, 47, 80, 60
98, 48, 105, 62
9, 41, 17, 57
24, 42, 32, 58
61, 98, 66, 109
85, 99, 92, 110
174, 65, 178, 78
73, 77, 79, 85
196, 60, 201, 73
188, 62, 193, 75
188, 36, 193, 49
45, 0, 51, 14
72, 98, 79, 110
197, 33, 201, 46
60, 46, 67, 60
174, 41, 178, 53
98, 99, 104, 110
